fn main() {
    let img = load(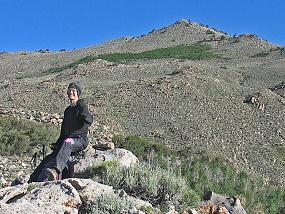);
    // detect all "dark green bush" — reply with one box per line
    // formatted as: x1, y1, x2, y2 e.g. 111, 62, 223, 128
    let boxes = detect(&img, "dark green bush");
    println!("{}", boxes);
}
251, 52, 269, 58
80, 192, 135, 214
113, 135, 285, 214
89, 161, 200, 212
179, 150, 285, 213
97, 43, 220, 62
0, 116, 58, 156
47, 43, 221, 73
113, 135, 176, 162
87, 160, 120, 180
